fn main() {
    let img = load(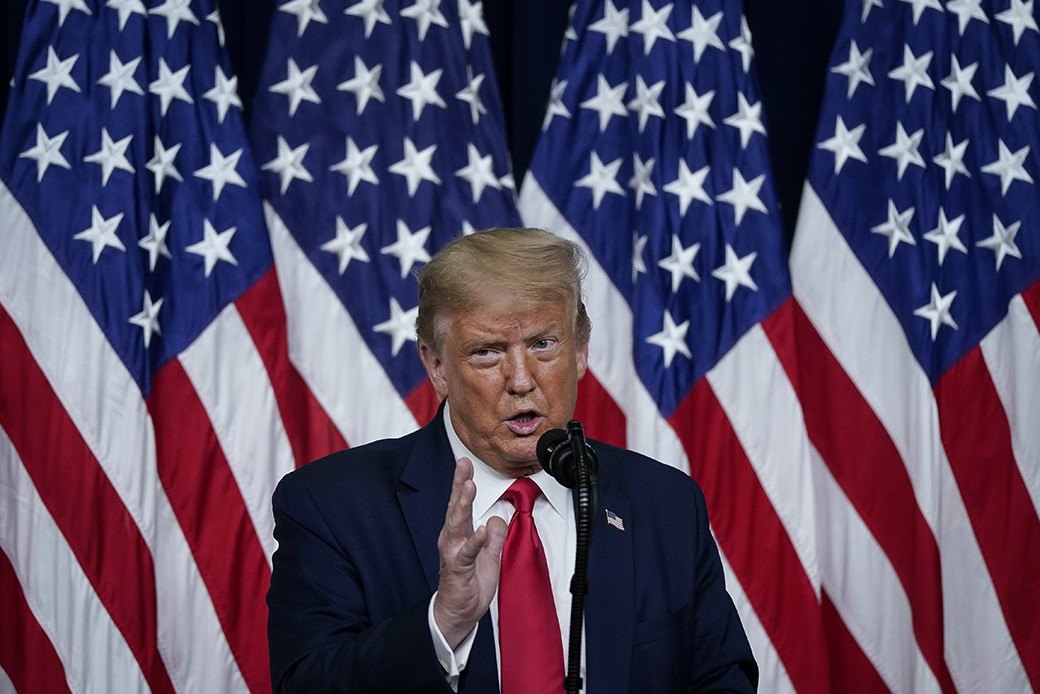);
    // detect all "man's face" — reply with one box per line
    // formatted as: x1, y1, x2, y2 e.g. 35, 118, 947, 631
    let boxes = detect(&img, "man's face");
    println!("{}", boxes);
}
419, 287, 588, 477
